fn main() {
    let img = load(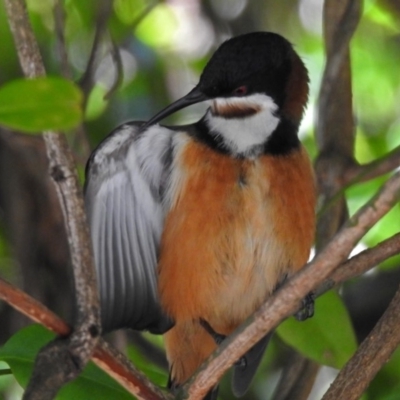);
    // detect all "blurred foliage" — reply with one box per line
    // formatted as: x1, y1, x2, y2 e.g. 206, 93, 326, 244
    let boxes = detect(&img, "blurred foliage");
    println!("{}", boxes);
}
0, 0, 400, 399
0, 77, 83, 132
